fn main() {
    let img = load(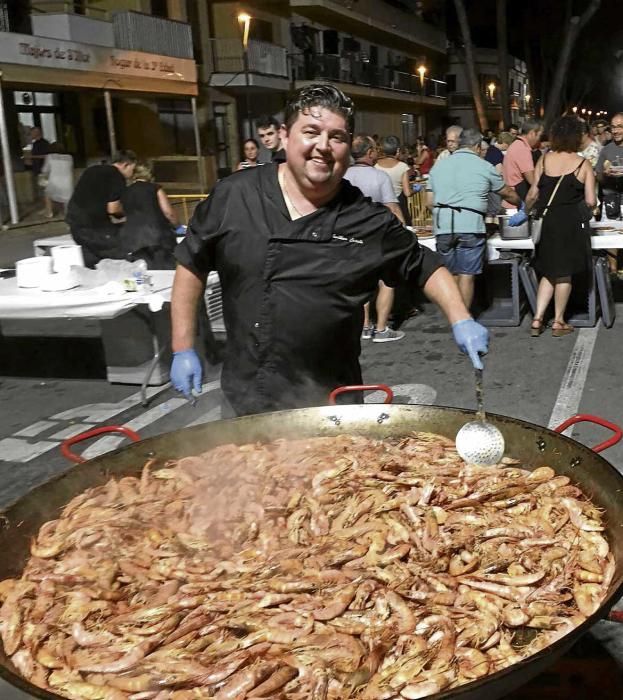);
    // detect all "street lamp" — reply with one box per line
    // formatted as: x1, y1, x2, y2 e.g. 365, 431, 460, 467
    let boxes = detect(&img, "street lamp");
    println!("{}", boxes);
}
588, 110, 593, 117
581, 108, 586, 114
417, 64, 427, 93
238, 12, 252, 139
572, 106, 578, 113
